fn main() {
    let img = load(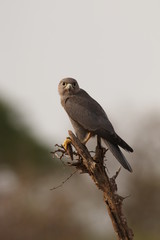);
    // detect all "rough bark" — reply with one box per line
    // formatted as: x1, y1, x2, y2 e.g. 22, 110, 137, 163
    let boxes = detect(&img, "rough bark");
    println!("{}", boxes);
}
55, 130, 134, 240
